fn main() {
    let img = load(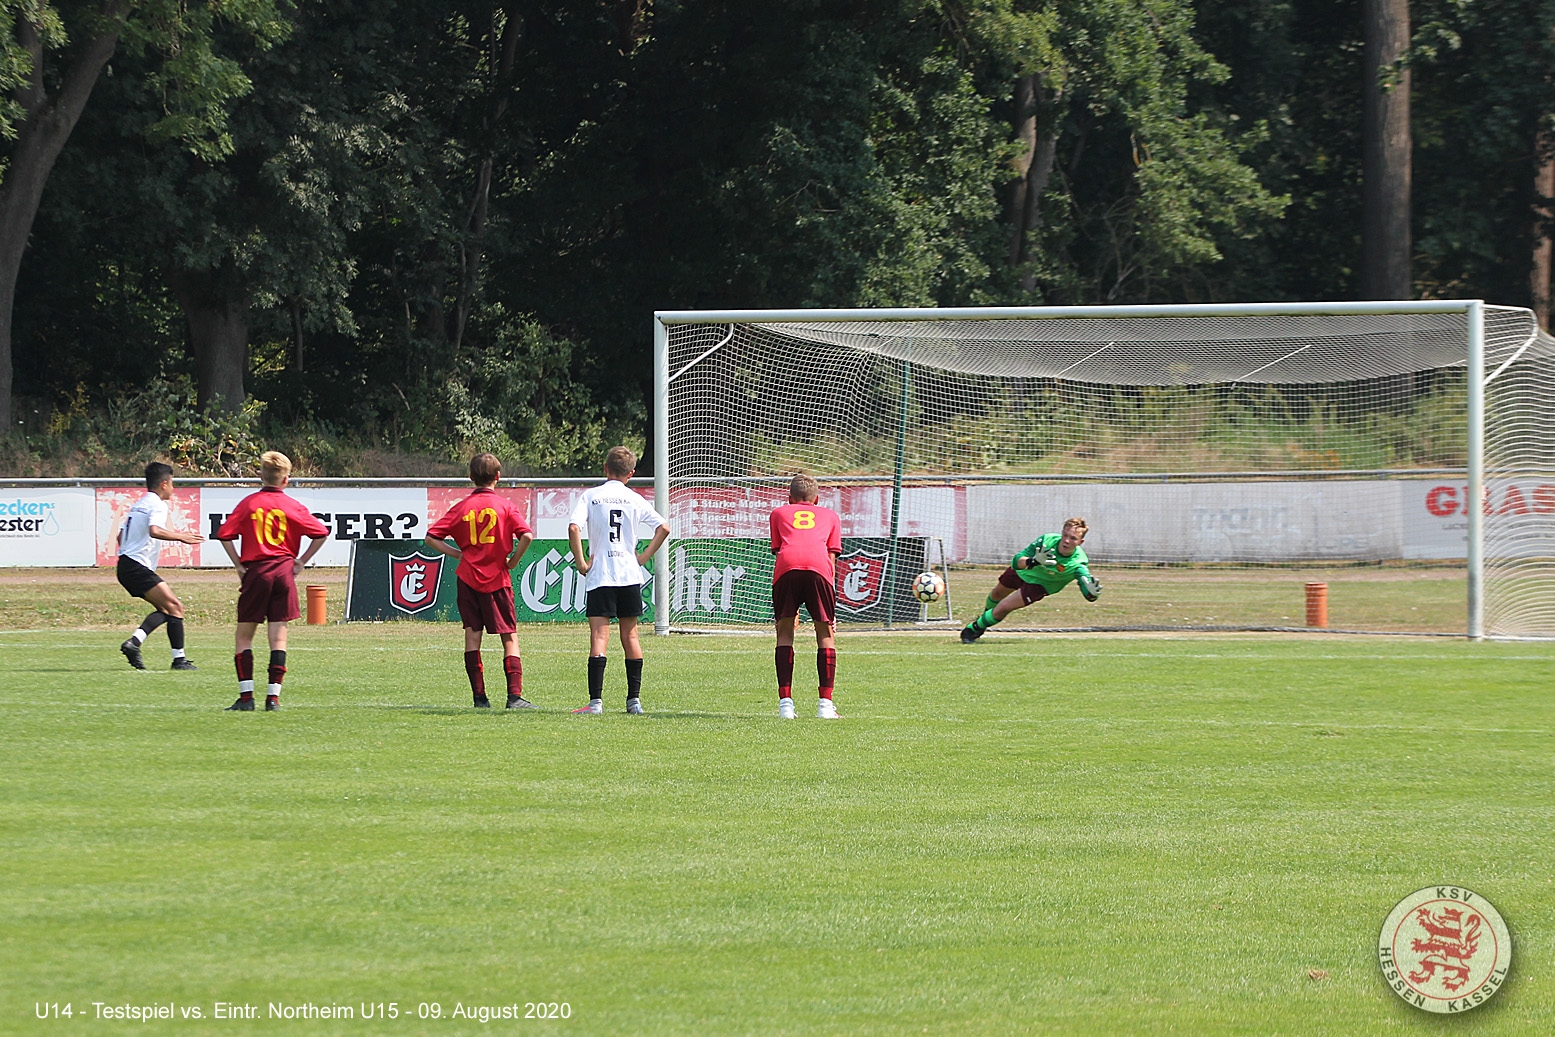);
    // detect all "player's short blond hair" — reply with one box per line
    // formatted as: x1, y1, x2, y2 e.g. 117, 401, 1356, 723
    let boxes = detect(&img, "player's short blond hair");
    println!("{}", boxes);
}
1063, 517, 1088, 536
260, 451, 292, 486
789, 473, 819, 503
605, 446, 636, 478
